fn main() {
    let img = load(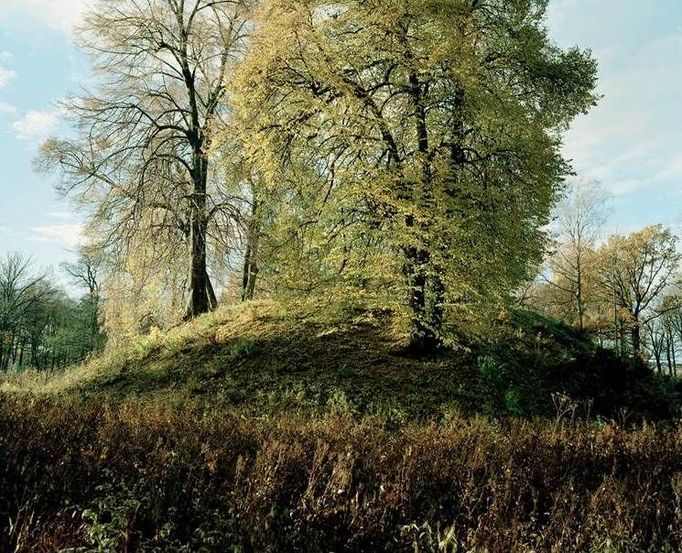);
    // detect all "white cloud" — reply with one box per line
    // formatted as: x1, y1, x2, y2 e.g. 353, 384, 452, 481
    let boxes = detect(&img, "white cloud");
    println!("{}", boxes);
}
0, 57, 16, 117
0, 226, 16, 239
28, 224, 83, 248
0, 67, 16, 88
556, 29, 682, 197
0, 100, 16, 115
0, 0, 93, 35
656, 154, 682, 181
11, 110, 60, 142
